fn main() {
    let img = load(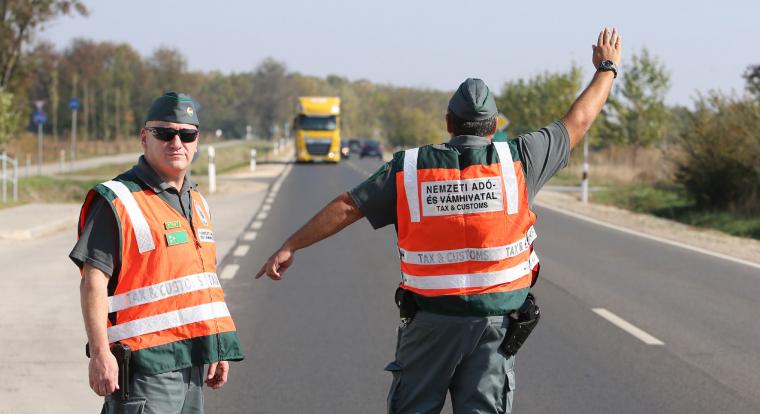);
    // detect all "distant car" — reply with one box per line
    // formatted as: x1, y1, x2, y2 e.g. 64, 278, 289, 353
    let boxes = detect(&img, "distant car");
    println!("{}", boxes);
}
340, 141, 350, 159
360, 140, 383, 160
348, 139, 363, 154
